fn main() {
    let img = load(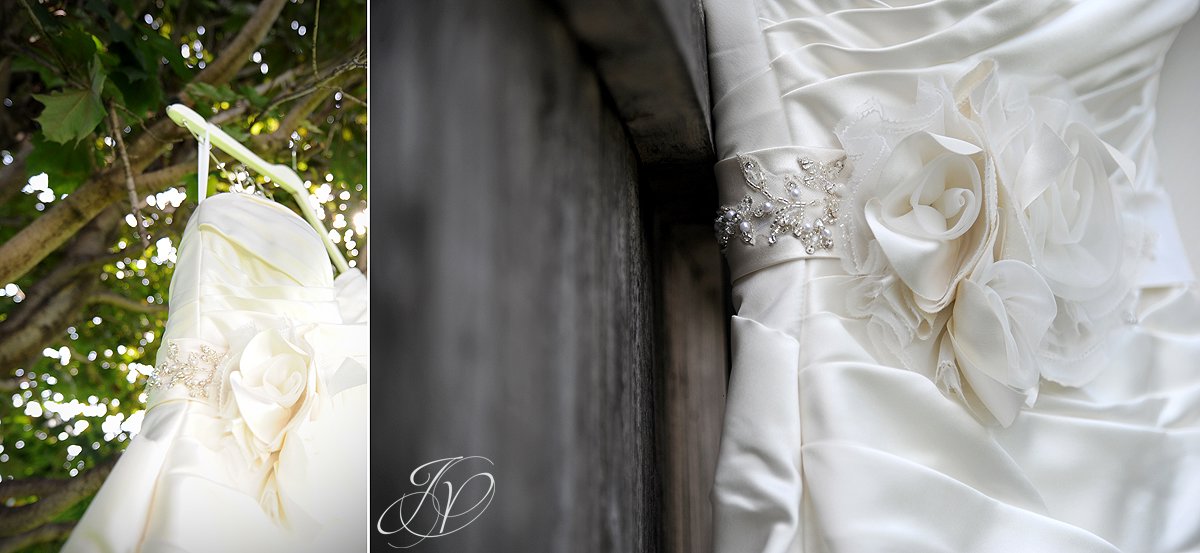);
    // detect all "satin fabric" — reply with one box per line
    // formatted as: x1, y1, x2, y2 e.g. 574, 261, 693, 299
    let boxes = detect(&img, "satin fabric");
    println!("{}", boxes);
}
705, 1, 1200, 551
63, 193, 368, 553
